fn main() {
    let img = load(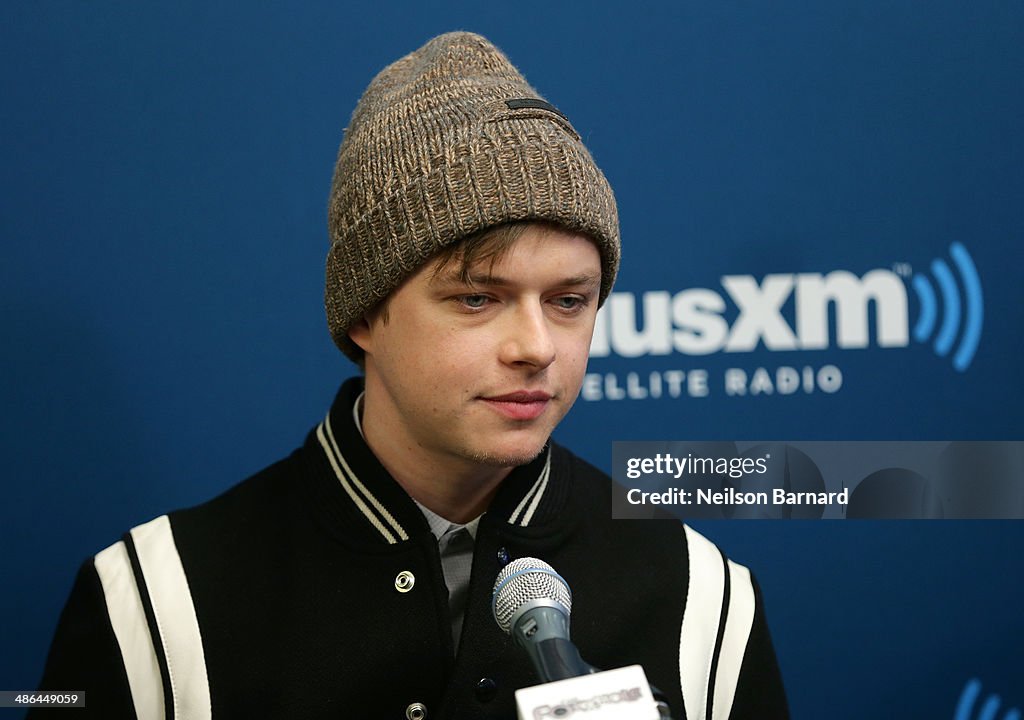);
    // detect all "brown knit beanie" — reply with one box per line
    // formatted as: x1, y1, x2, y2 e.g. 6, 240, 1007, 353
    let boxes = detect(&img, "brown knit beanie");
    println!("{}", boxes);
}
326, 31, 620, 361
